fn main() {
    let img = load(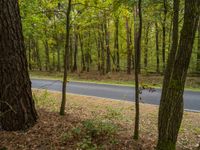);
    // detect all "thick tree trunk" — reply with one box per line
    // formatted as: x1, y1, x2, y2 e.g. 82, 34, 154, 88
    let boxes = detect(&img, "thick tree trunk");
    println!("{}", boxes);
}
157, 0, 199, 149
167, 17, 173, 59
28, 37, 32, 70
155, 22, 160, 73
126, 17, 132, 74
0, 0, 37, 131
